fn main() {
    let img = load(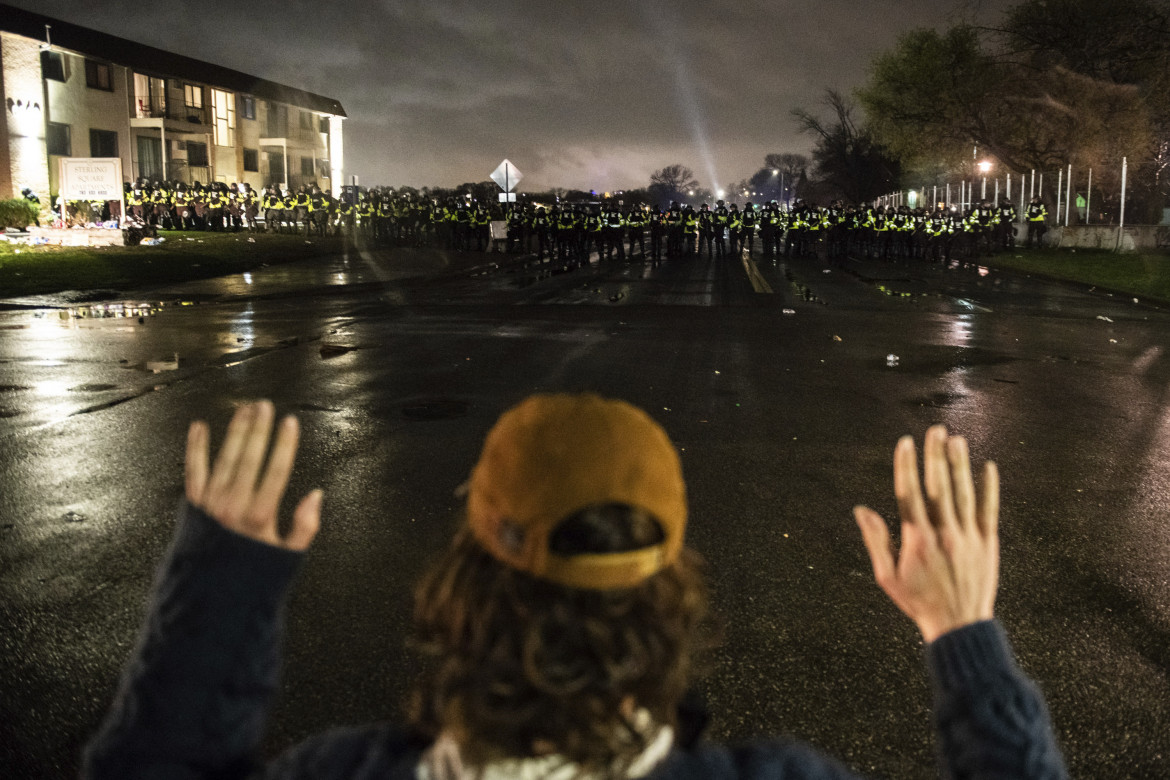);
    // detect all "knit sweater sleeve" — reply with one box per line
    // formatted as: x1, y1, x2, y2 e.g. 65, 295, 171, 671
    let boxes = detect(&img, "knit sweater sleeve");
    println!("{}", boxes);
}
927, 620, 1068, 779
83, 501, 303, 780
